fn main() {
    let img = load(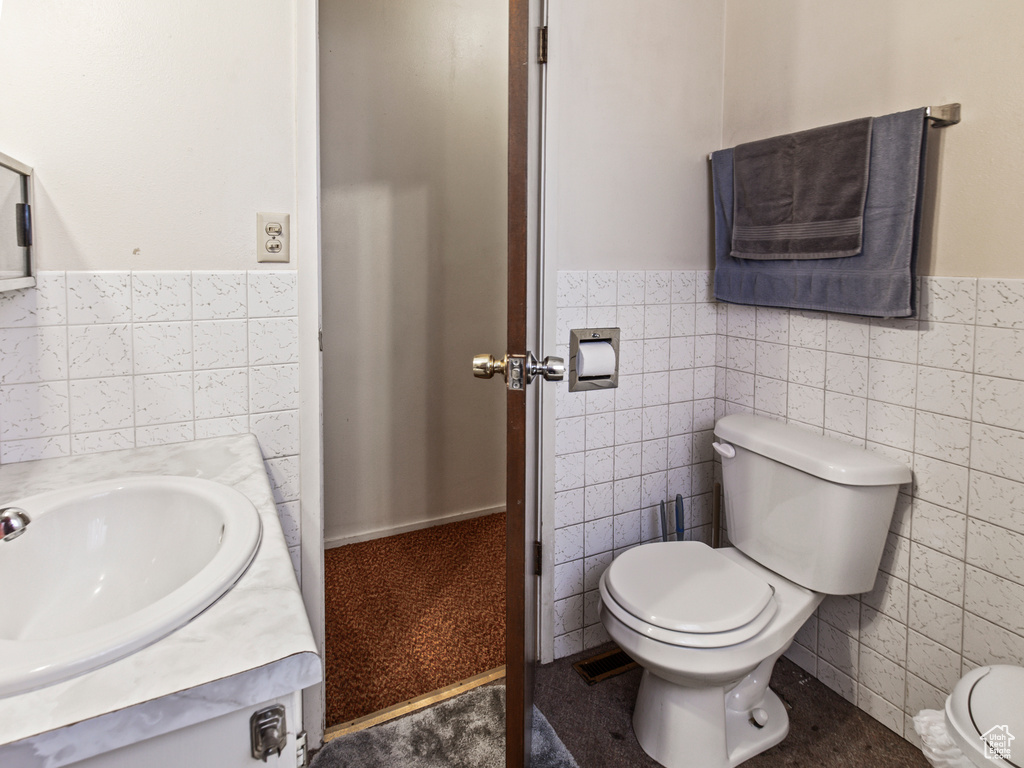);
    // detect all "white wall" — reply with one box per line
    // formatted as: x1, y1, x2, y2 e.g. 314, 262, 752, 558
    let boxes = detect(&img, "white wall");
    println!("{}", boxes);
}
319, 0, 508, 545
541, 0, 727, 661
723, 0, 1024, 278
0, 0, 297, 271
547, 0, 725, 272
